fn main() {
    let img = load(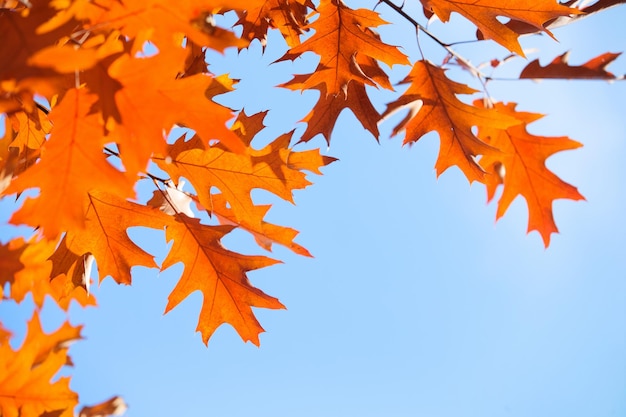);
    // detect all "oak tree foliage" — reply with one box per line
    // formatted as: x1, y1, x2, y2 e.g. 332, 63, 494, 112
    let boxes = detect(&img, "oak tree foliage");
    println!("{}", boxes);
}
0, 0, 623, 414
